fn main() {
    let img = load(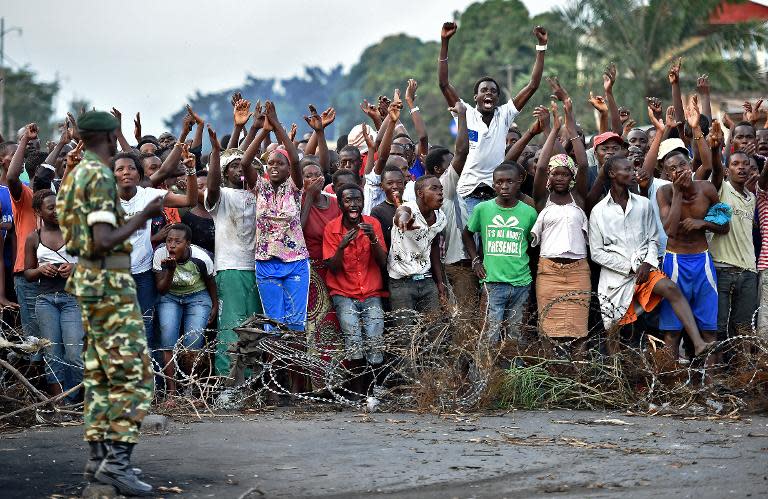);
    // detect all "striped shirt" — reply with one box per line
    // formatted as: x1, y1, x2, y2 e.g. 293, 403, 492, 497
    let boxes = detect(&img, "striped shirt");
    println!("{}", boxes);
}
756, 186, 768, 271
